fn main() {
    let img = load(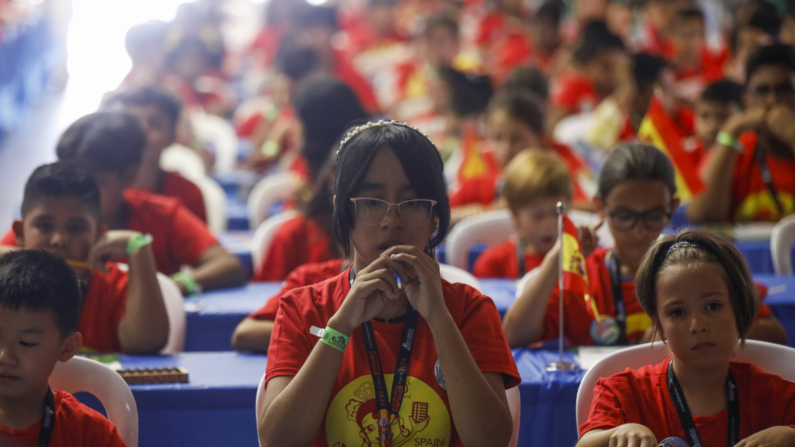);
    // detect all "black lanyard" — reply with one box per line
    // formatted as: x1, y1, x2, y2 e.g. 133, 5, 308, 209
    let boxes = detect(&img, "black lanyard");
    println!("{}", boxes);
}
667, 360, 739, 447
607, 251, 627, 343
516, 239, 526, 277
349, 268, 419, 447
37, 387, 56, 447
755, 143, 786, 217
